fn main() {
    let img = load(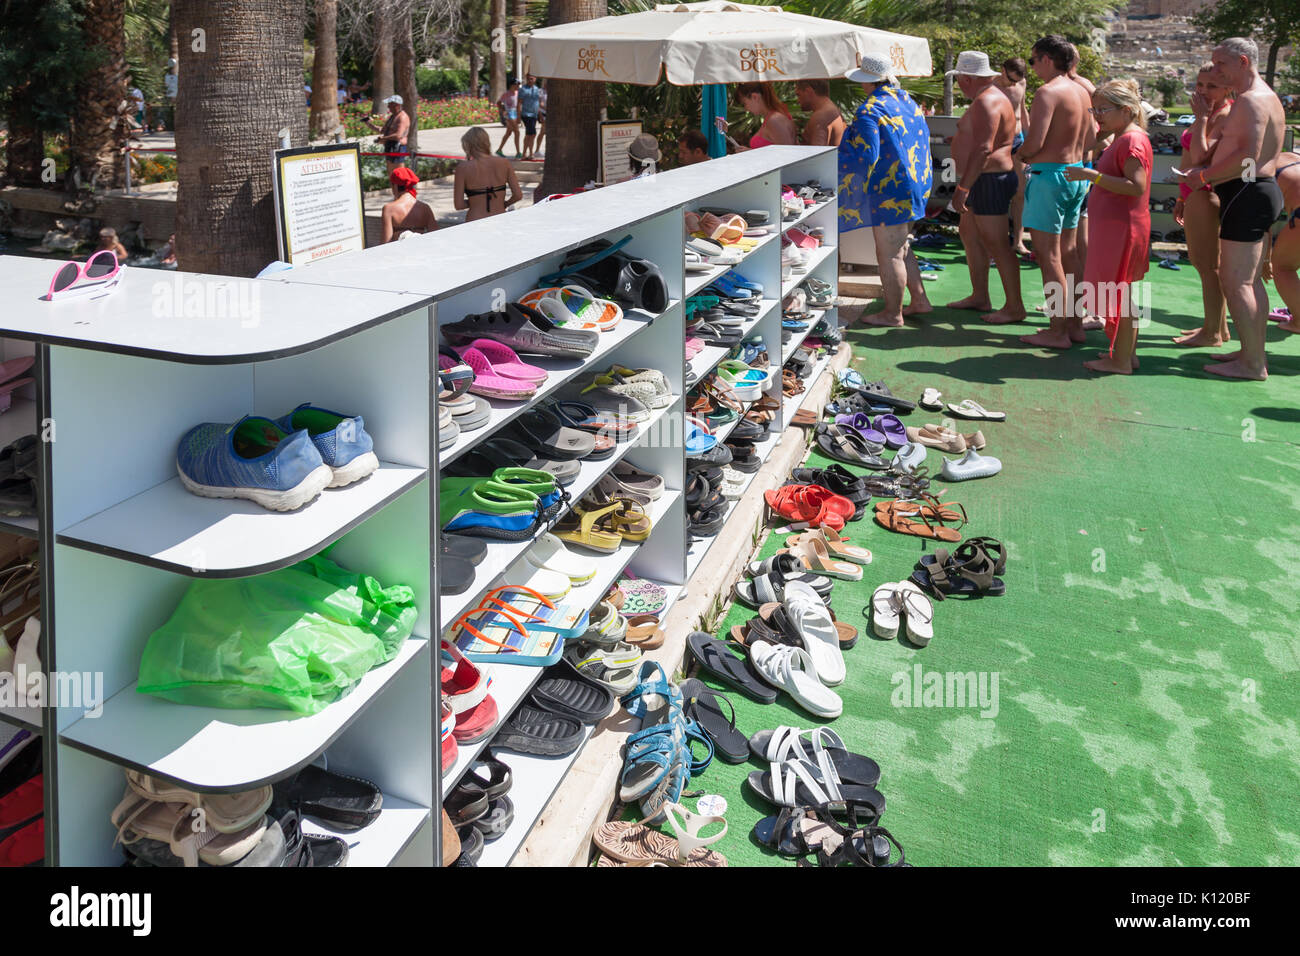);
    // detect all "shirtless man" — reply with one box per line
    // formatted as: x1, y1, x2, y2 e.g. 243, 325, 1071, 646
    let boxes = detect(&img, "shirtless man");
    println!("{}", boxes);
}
1176, 37, 1286, 380
1017, 34, 1095, 350
946, 51, 1026, 324
995, 58, 1032, 255
795, 79, 845, 146
380, 166, 436, 242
